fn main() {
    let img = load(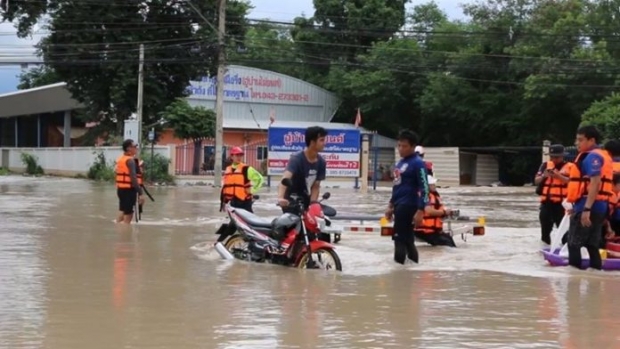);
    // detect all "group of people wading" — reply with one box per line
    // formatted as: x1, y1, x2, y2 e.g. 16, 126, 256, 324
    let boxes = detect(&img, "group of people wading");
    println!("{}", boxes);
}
536, 125, 620, 270
113, 127, 459, 266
